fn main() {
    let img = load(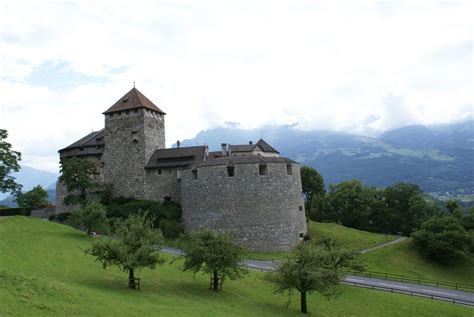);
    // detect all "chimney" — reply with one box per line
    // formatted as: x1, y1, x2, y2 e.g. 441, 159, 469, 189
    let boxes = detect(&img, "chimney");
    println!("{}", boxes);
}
249, 141, 253, 145
204, 144, 209, 161
221, 143, 227, 156
177, 140, 180, 148
227, 143, 231, 156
